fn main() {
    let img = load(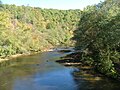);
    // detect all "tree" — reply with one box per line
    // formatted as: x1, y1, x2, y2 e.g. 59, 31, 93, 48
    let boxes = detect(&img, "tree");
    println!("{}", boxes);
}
73, 0, 120, 78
